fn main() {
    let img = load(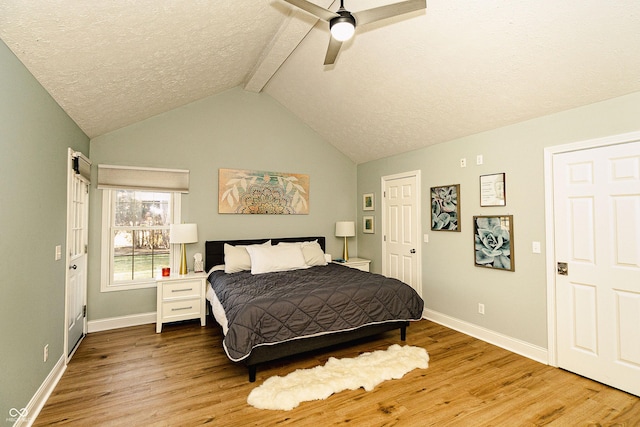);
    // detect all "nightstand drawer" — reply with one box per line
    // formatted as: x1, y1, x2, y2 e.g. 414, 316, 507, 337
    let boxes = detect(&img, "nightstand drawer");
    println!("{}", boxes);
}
162, 280, 202, 299
334, 258, 371, 272
346, 261, 370, 272
162, 298, 201, 320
